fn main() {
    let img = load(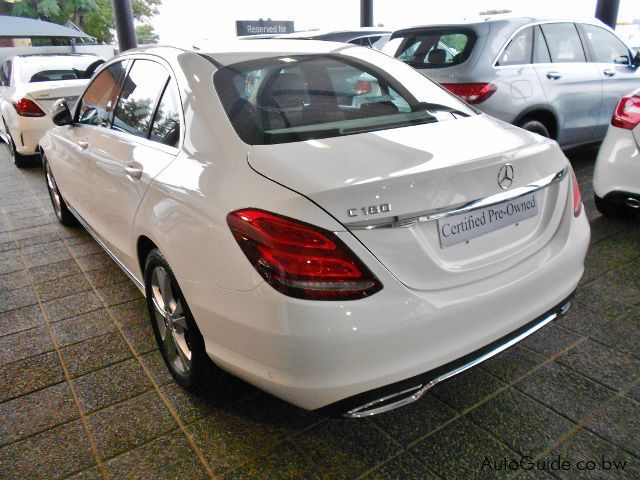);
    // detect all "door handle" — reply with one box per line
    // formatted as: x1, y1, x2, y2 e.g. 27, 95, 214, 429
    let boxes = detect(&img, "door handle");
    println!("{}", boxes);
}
603, 69, 616, 77
124, 163, 143, 180
546, 71, 562, 80
77, 140, 89, 150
